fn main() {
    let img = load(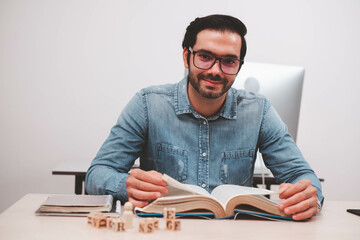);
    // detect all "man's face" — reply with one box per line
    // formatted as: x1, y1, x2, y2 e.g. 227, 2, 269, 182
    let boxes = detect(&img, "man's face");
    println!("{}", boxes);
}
183, 29, 242, 99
